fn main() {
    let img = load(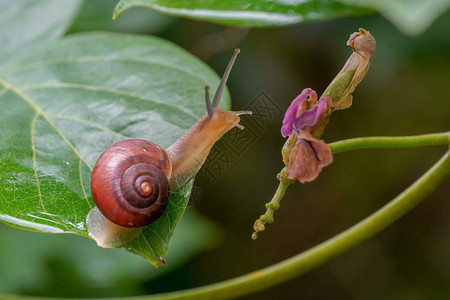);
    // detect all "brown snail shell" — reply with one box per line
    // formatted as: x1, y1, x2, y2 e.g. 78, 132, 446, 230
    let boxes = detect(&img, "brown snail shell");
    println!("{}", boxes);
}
86, 49, 249, 248
90, 139, 172, 227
